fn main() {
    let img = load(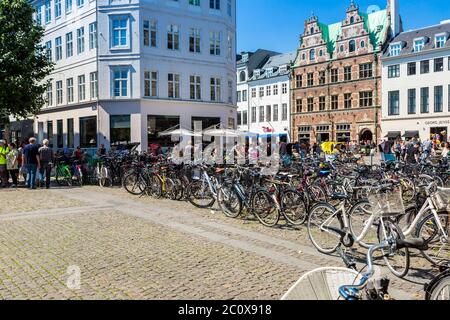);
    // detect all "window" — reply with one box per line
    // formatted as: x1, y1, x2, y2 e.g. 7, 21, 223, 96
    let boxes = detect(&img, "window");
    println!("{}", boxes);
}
227, 34, 232, 59
67, 118, 74, 148
143, 20, 157, 47
434, 58, 444, 72
259, 87, 264, 97
435, 86, 443, 112
227, 80, 232, 103
57, 120, 63, 148
273, 85, 278, 95
251, 88, 256, 98
190, 75, 201, 100
210, 32, 221, 55
210, 0, 220, 10
55, 37, 62, 61
236, 91, 241, 102
112, 18, 128, 48
359, 91, 373, 107
388, 91, 400, 115
349, 40, 356, 53
47, 121, 53, 147
408, 89, 416, 114
414, 39, 424, 52
66, 0, 72, 14
189, 28, 201, 53
307, 97, 314, 112
266, 105, 271, 122
344, 93, 352, 109
79, 116, 97, 148
251, 107, 256, 123
359, 63, 373, 78
45, 0, 51, 24
266, 86, 271, 96
295, 99, 302, 113
330, 69, 338, 83
110, 115, 131, 146
242, 90, 247, 102
296, 74, 302, 88
331, 95, 338, 110
90, 72, 98, 99
36, 6, 42, 25
78, 75, 86, 101
273, 105, 279, 121
56, 81, 63, 104
307, 73, 314, 86
344, 66, 352, 81
388, 65, 400, 78
45, 40, 52, 61
407, 62, 416, 75
319, 96, 326, 111
420, 60, 429, 74
168, 73, 180, 99
361, 40, 365, 49
144, 71, 158, 97
55, 0, 61, 19
350, 16, 355, 24
389, 43, 401, 56
66, 32, 73, 57
436, 35, 446, 48
89, 22, 97, 50
77, 27, 85, 54
282, 83, 287, 94
319, 71, 326, 84
237, 112, 242, 126
66, 78, 73, 103
282, 104, 288, 121
77, 0, 84, 7
210, 77, 221, 101
259, 106, 264, 122
46, 83, 52, 106
242, 111, 248, 125
227, 0, 232, 16
113, 70, 128, 97
309, 49, 315, 61
239, 71, 246, 82
420, 87, 429, 113
189, 0, 200, 6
